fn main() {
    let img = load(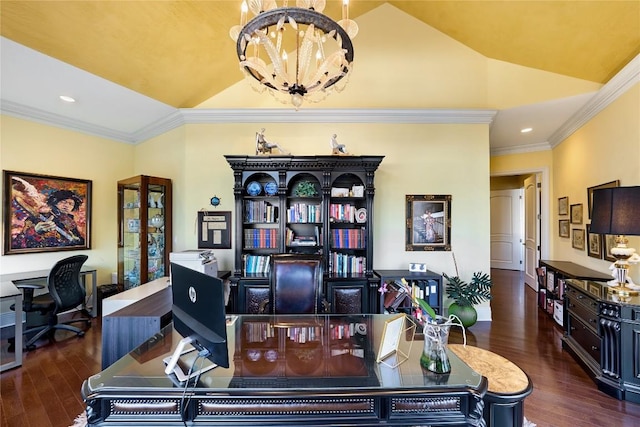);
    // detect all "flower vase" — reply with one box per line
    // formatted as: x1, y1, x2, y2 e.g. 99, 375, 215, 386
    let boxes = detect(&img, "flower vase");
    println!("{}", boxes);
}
420, 316, 452, 374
